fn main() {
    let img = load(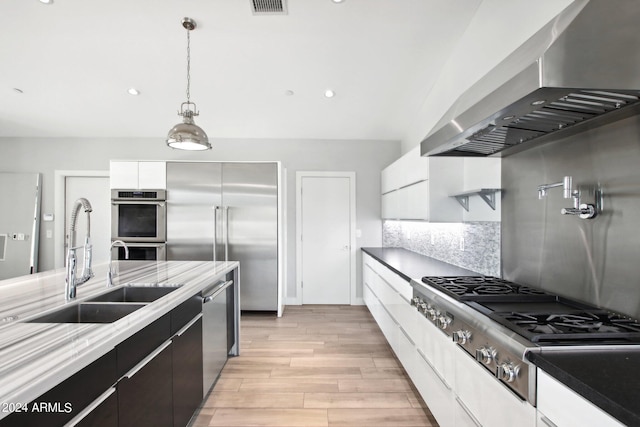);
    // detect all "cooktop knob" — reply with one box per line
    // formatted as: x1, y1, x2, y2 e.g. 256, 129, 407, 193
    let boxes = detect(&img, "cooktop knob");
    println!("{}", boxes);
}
411, 296, 421, 306
425, 308, 438, 320
436, 314, 452, 330
452, 330, 471, 345
497, 362, 520, 383
475, 347, 497, 365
